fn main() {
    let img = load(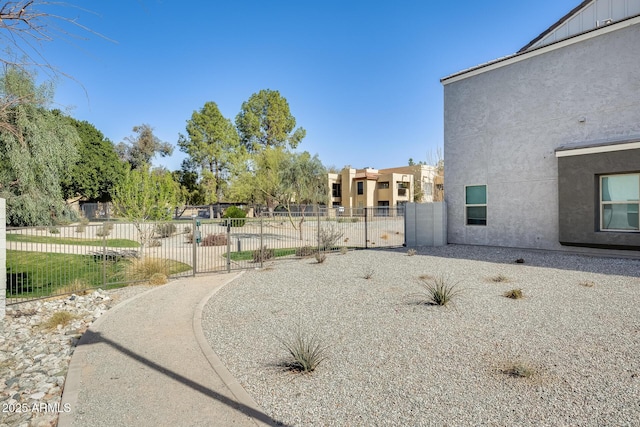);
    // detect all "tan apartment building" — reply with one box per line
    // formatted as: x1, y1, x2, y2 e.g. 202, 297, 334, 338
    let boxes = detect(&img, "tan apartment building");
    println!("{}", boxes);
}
328, 165, 441, 214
